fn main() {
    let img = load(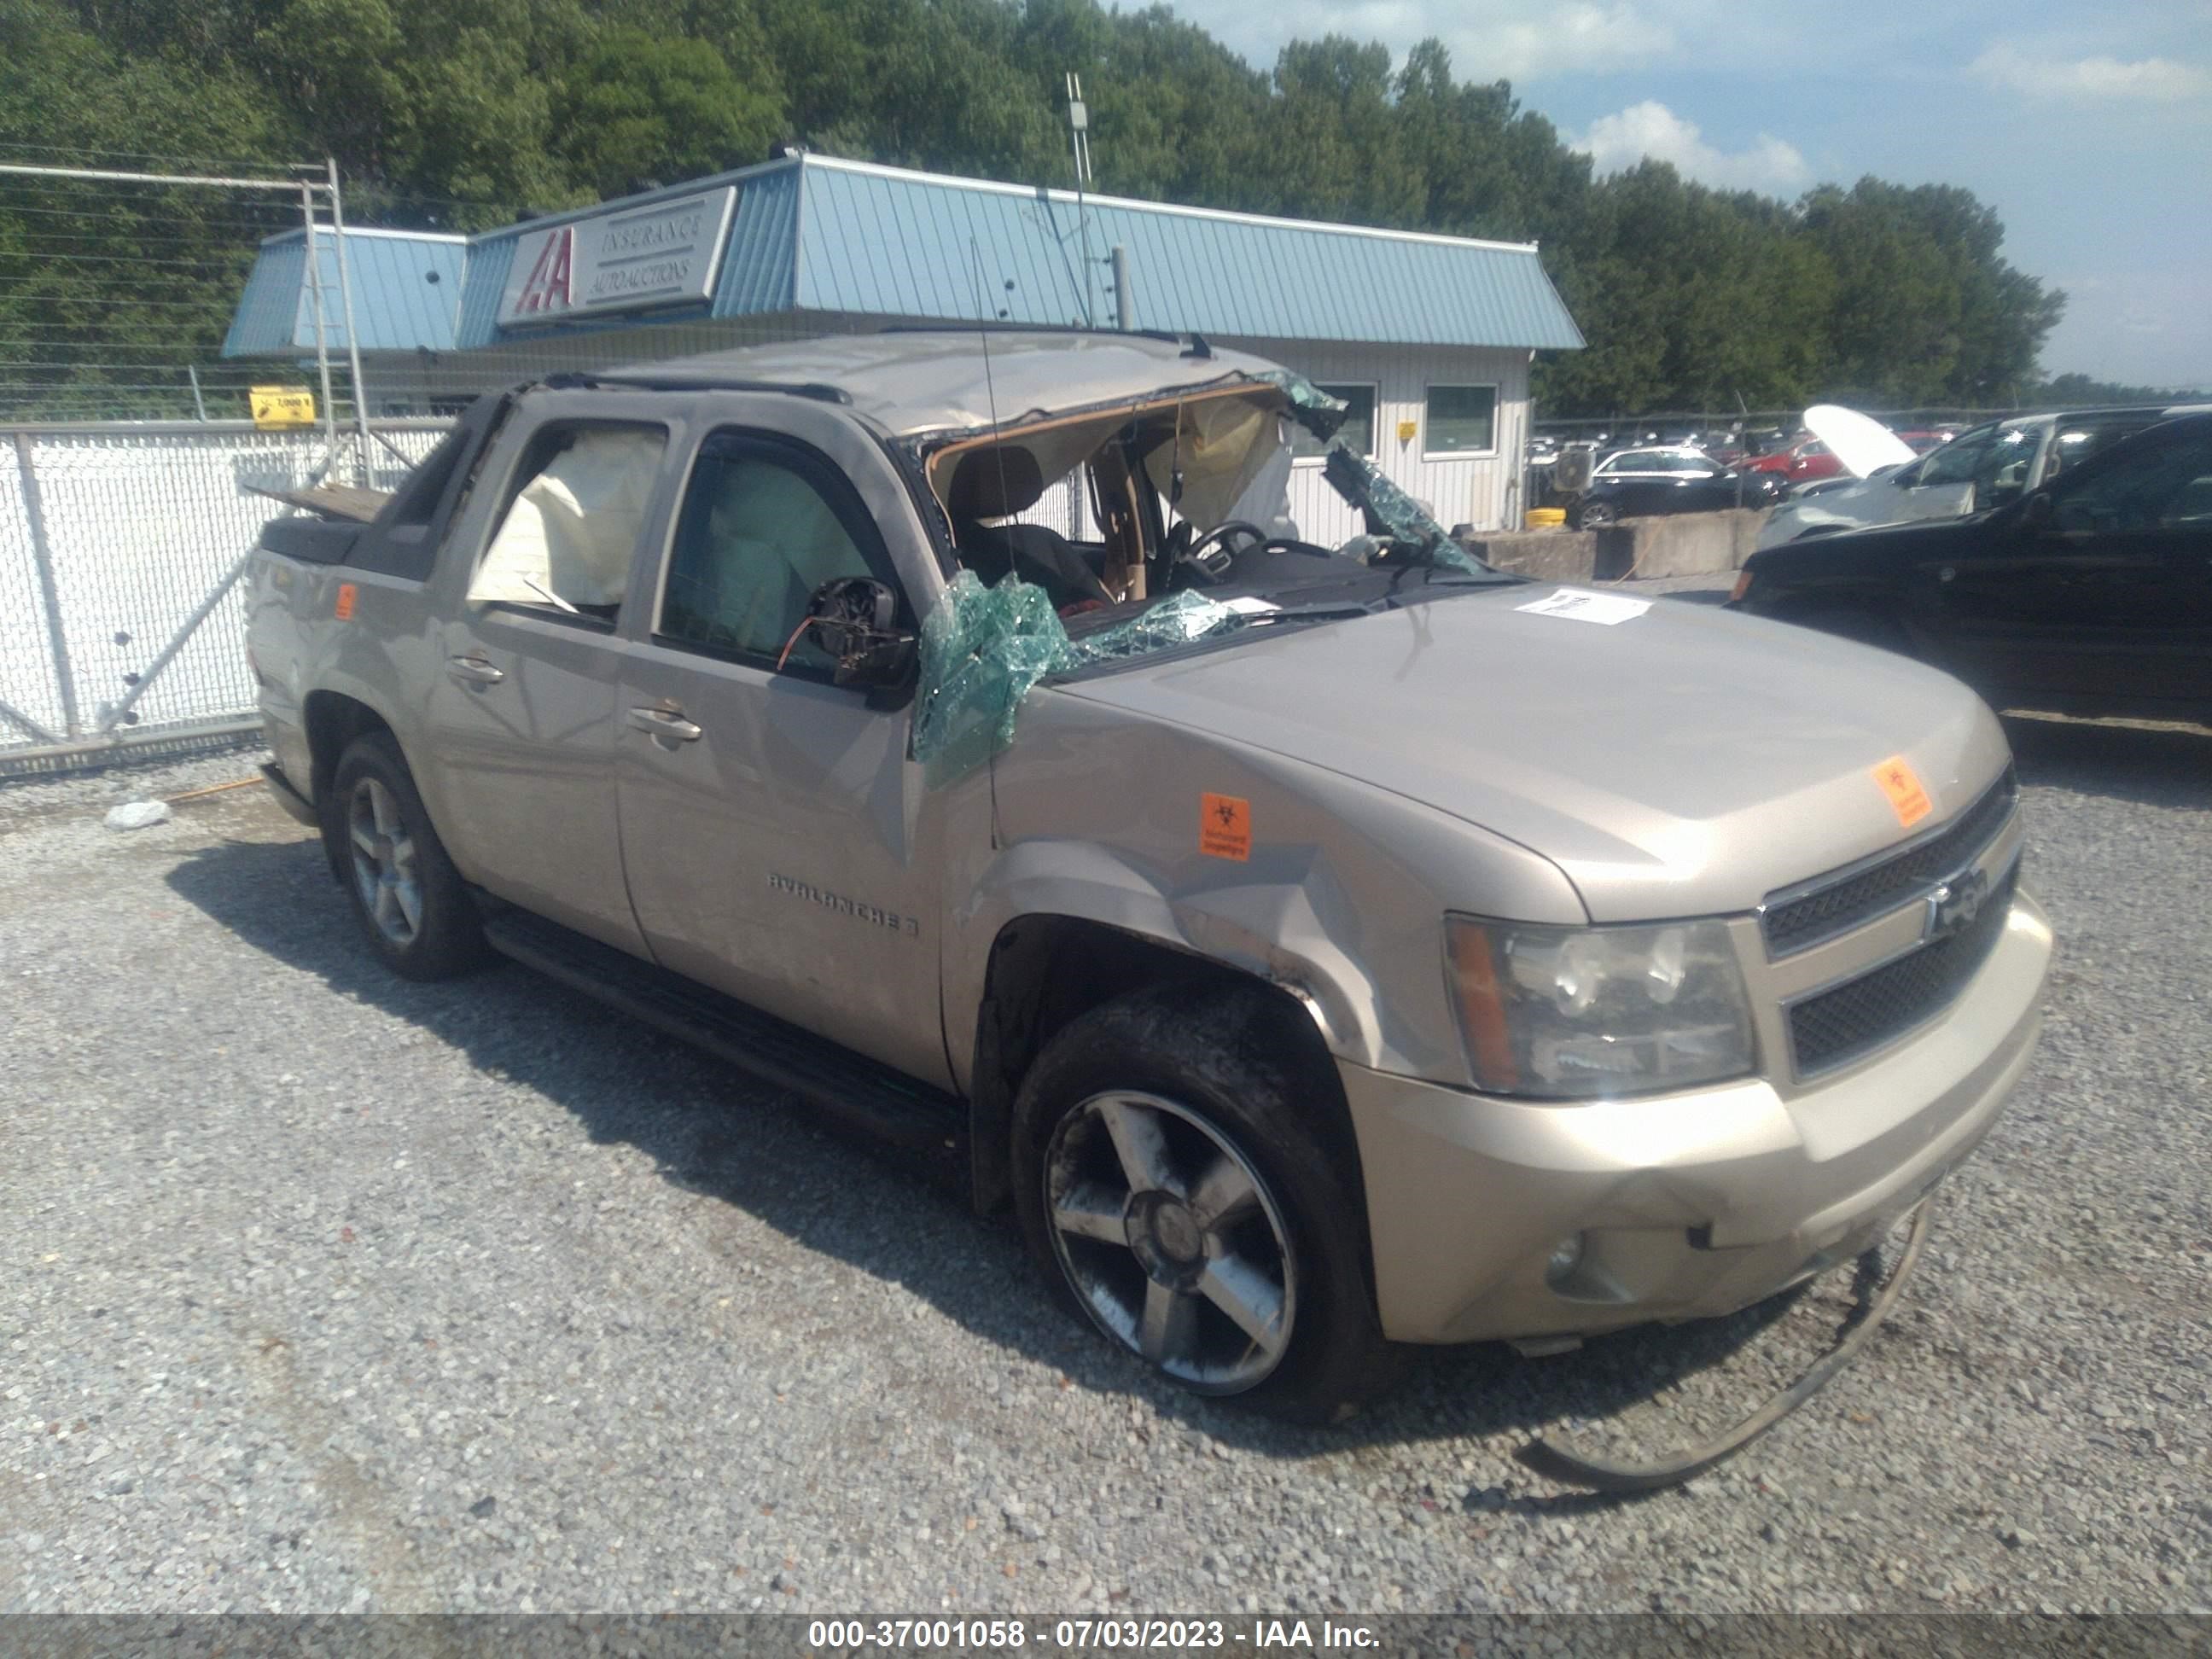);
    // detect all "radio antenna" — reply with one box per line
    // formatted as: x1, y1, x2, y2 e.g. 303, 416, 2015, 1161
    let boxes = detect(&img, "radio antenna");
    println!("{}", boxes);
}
969, 238, 1014, 543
